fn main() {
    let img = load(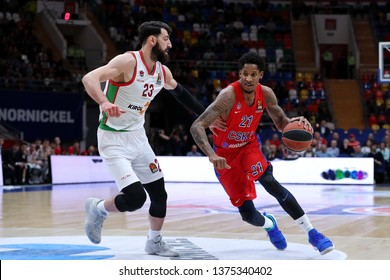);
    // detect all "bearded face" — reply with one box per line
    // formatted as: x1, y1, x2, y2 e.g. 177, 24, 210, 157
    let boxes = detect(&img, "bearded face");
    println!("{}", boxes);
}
151, 41, 170, 64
